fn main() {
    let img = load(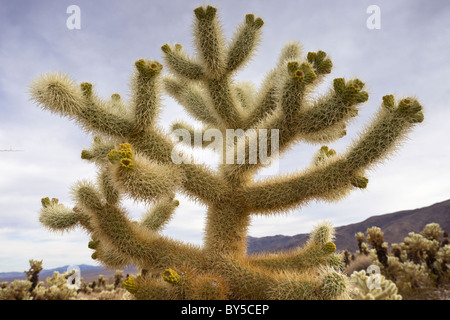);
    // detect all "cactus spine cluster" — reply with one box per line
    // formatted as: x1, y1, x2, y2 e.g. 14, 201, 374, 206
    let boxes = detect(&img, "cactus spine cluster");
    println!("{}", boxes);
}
30, 5, 423, 299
